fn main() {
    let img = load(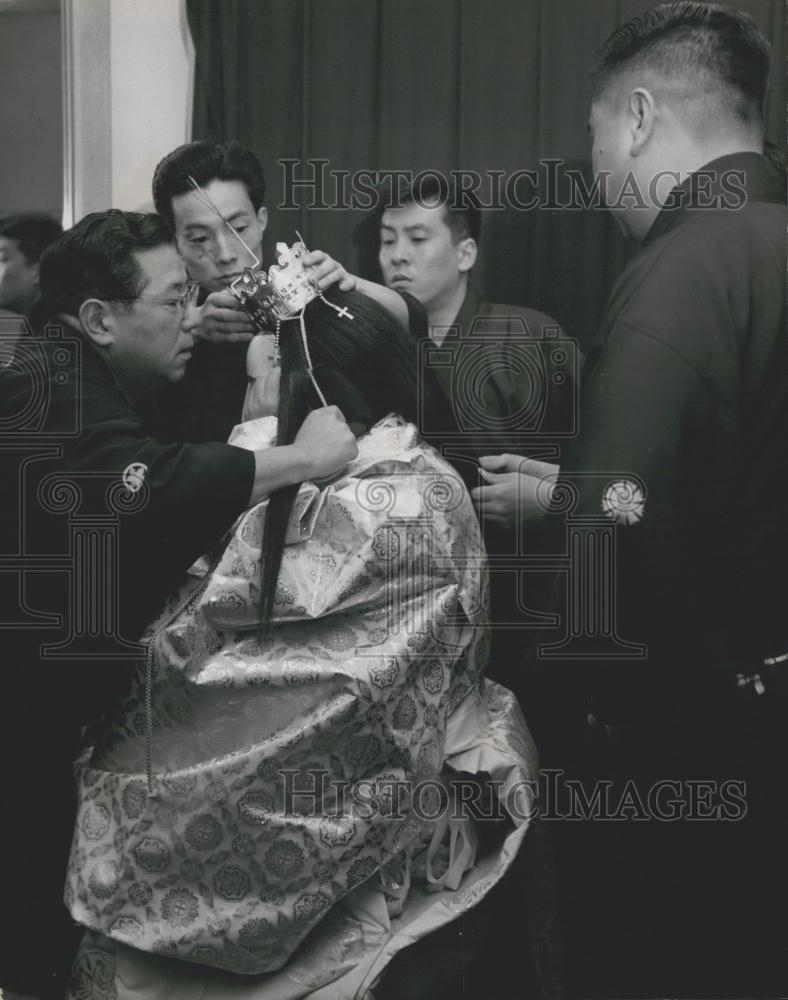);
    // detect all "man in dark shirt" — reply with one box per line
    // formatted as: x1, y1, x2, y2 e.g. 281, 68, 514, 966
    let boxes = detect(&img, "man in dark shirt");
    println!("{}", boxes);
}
0, 214, 63, 365
0, 210, 356, 998
0, 213, 62, 318
378, 174, 577, 462
376, 174, 572, 997
378, 175, 578, 698
514, 5, 787, 995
